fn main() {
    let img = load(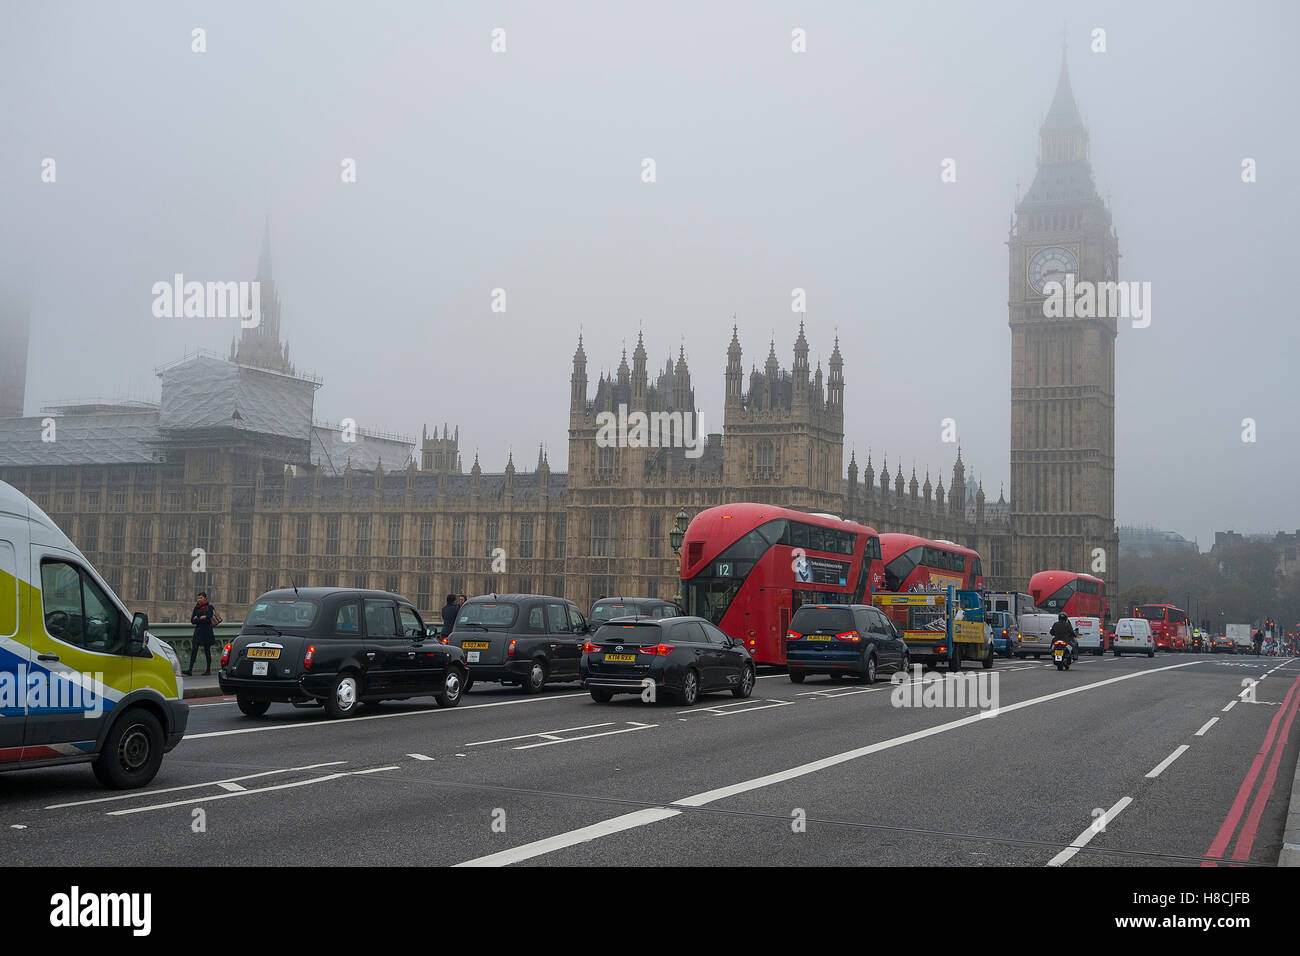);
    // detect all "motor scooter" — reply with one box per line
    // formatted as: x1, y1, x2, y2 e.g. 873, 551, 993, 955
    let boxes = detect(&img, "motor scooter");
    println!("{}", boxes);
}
1052, 638, 1073, 671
